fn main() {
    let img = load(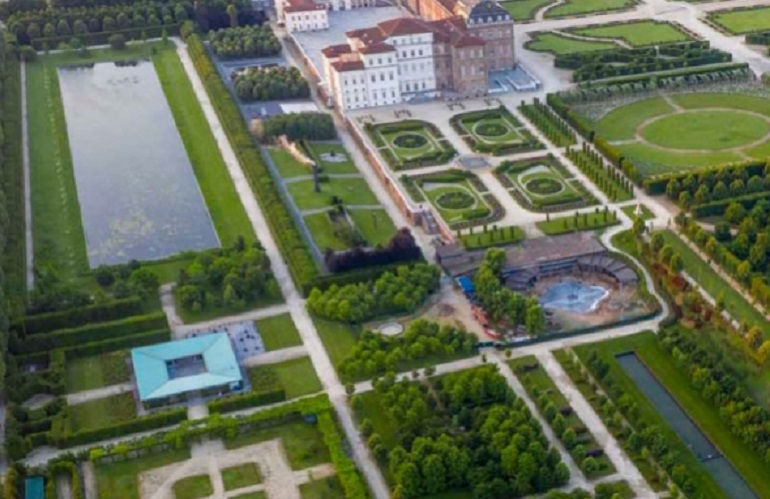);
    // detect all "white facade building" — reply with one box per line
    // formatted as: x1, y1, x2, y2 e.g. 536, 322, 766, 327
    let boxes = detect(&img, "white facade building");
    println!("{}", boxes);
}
283, 0, 328, 33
